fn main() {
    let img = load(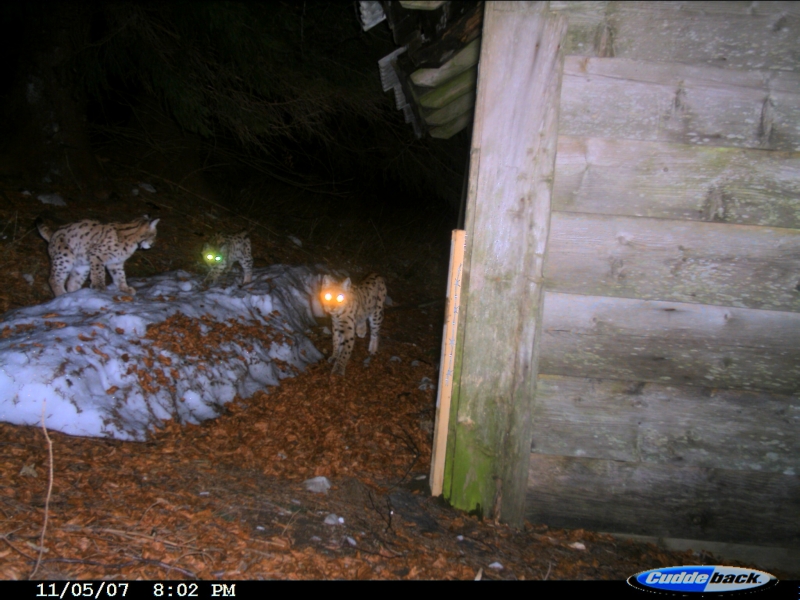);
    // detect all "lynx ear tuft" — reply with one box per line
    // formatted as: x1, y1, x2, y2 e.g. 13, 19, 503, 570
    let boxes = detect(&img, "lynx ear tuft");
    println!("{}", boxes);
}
341, 278, 351, 291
